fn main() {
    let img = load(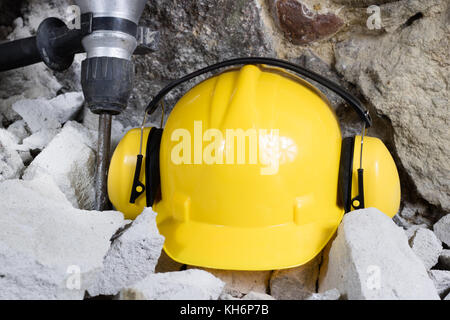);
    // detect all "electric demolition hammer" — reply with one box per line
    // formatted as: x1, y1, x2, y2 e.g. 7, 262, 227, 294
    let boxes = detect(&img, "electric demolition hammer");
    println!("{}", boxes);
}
0, 0, 158, 210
